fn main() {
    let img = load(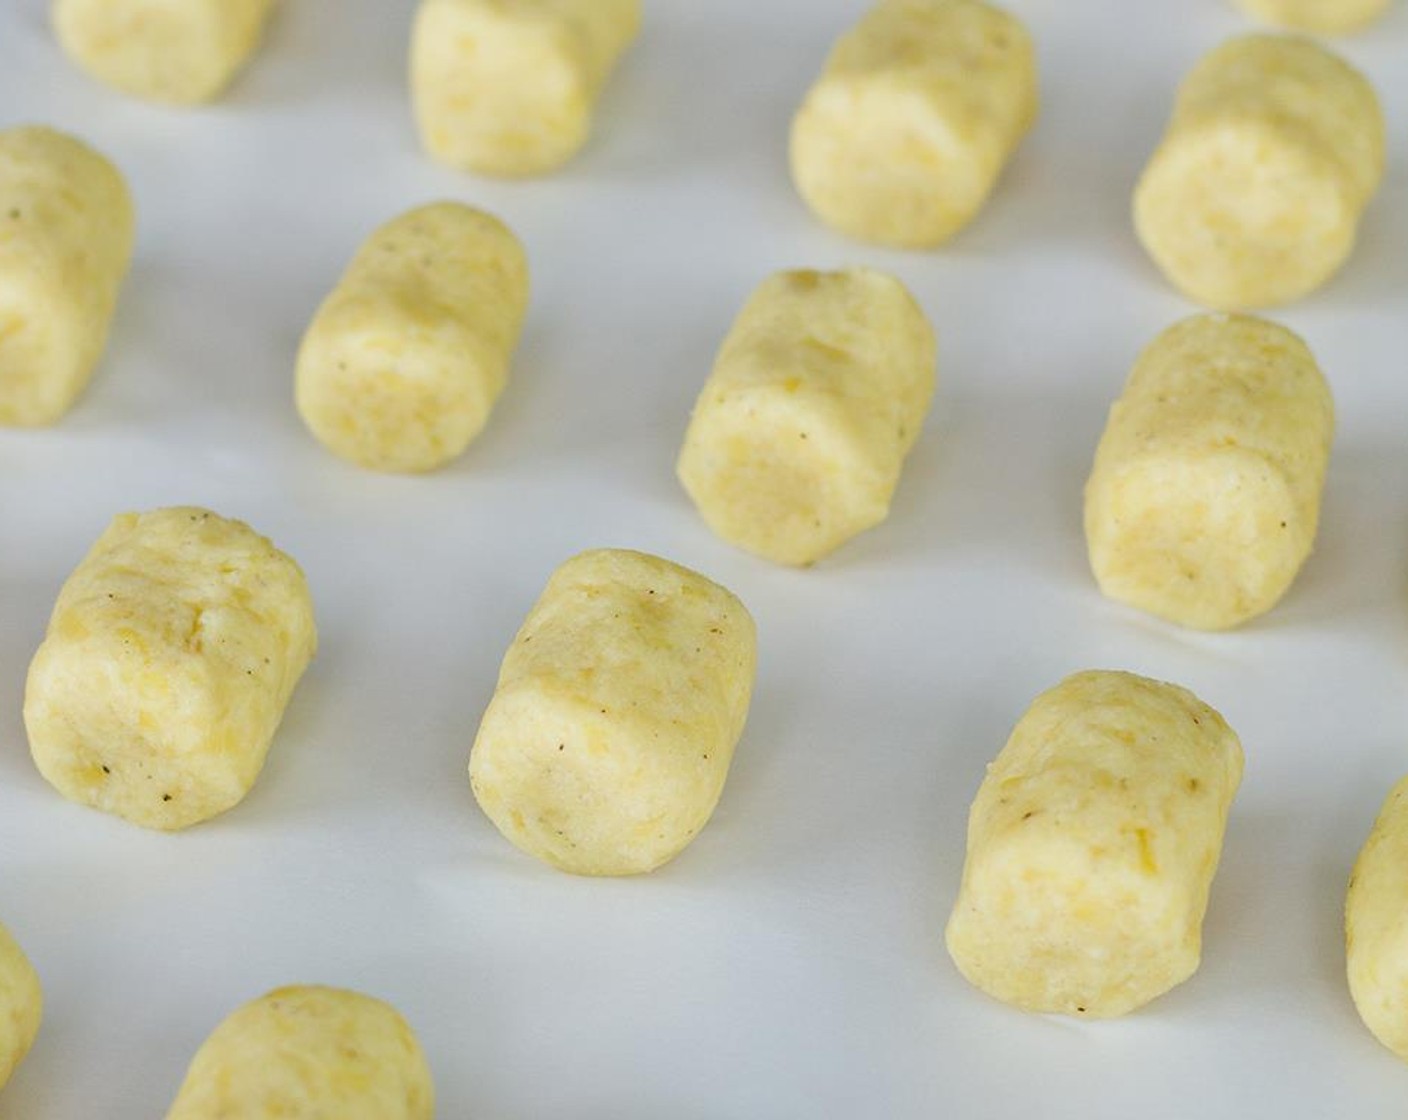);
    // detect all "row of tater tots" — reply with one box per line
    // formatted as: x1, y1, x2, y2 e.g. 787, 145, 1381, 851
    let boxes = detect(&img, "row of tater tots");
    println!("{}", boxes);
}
1, 0, 1403, 1108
